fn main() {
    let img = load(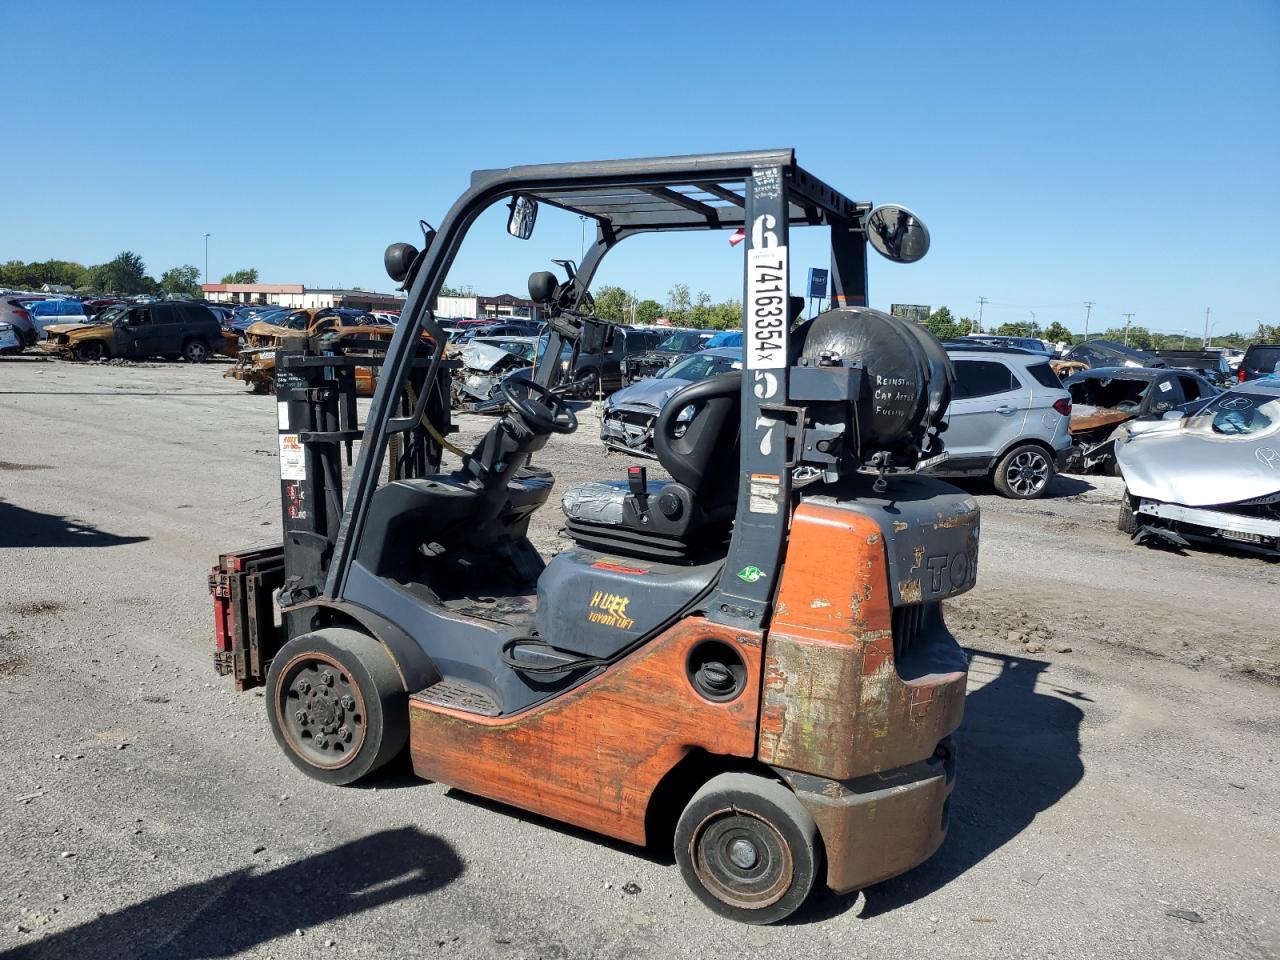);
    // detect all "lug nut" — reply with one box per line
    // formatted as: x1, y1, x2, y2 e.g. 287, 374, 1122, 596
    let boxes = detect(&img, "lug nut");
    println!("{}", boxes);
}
314, 735, 329, 748
320, 671, 334, 687
339, 695, 355, 711
297, 679, 311, 694
294, 710, 309, 725
338, 727, 352, 743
